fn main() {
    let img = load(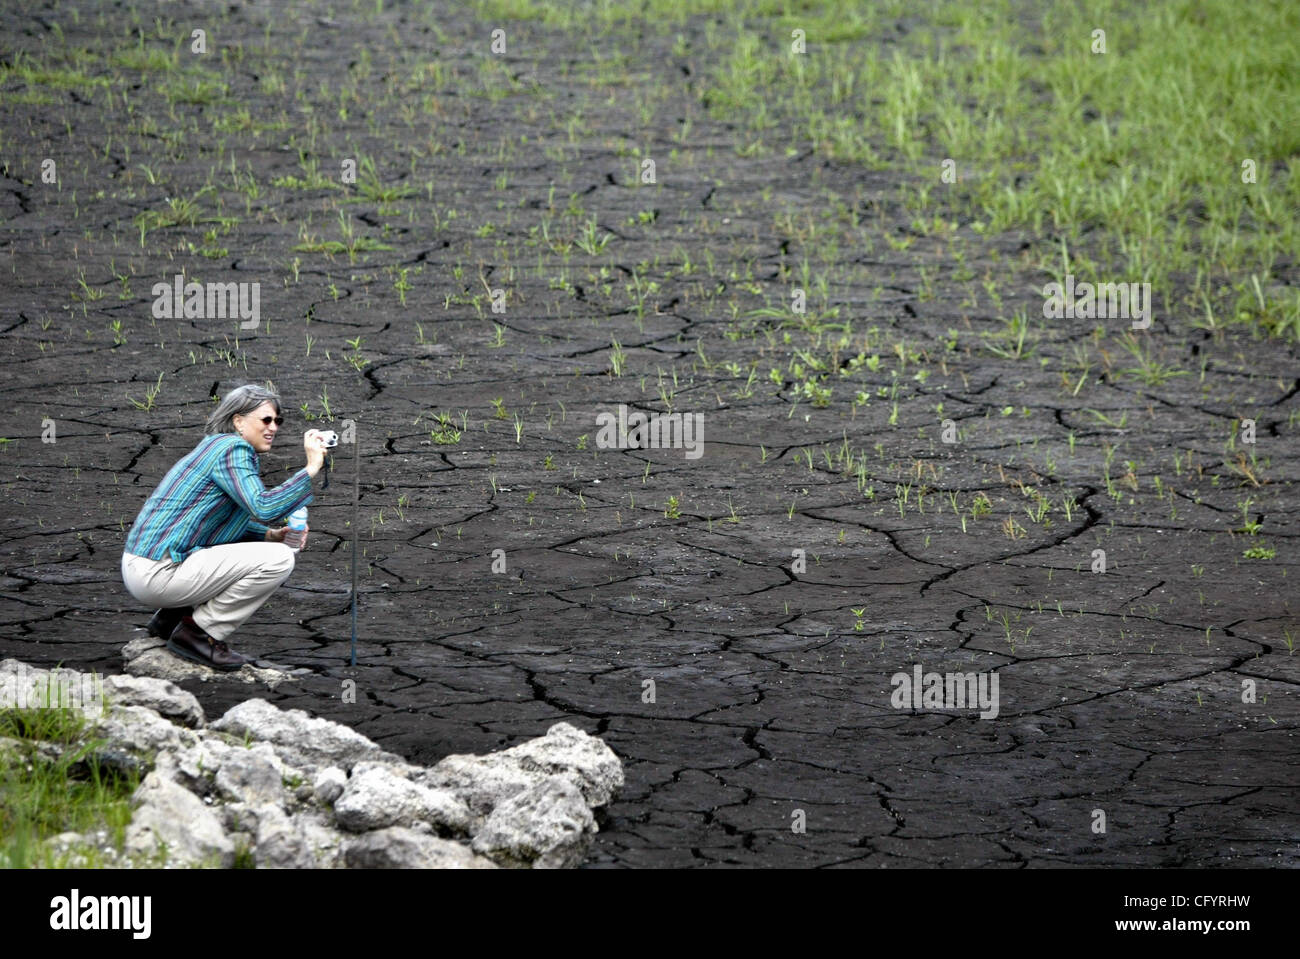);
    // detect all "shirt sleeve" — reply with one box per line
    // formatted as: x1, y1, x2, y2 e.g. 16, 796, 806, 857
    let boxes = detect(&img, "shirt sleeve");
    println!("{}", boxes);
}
211, 440, 314, 524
